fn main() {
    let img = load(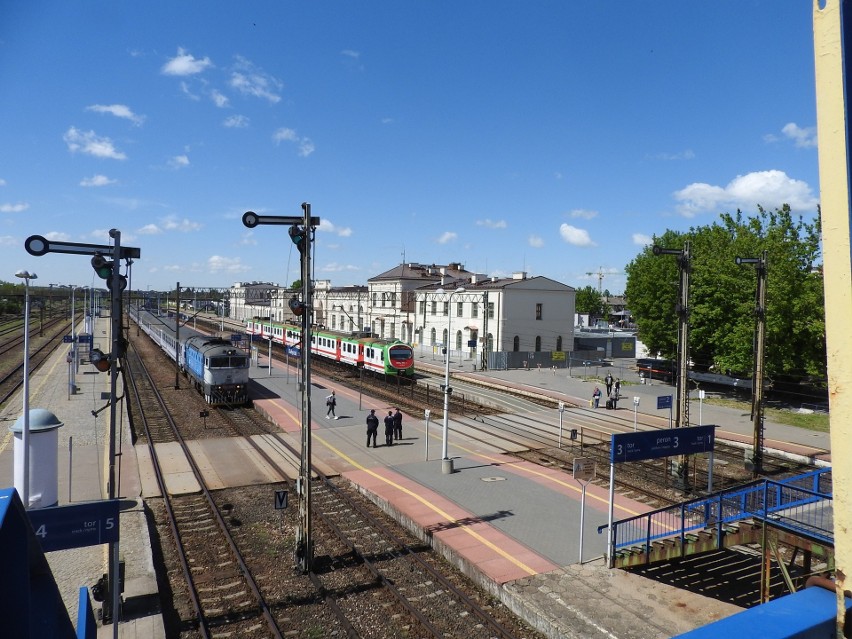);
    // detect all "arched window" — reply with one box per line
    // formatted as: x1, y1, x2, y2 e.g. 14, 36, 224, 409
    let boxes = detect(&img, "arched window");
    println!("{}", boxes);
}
442, 328, 448, 347
430, 327, 436, 346
487, 333, 494, 352
455, 330, 462, 351
556, 336, 563, 351
513, 336, 520, 352
535, 336, 541, 352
